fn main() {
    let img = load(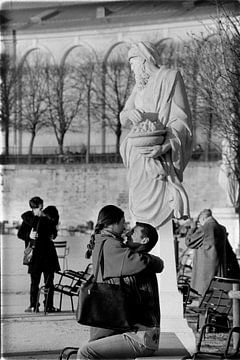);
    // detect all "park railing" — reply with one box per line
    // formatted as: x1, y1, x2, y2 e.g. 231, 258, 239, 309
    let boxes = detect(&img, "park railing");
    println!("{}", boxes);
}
0, 152, 123, 165
0, 146, 221, 164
